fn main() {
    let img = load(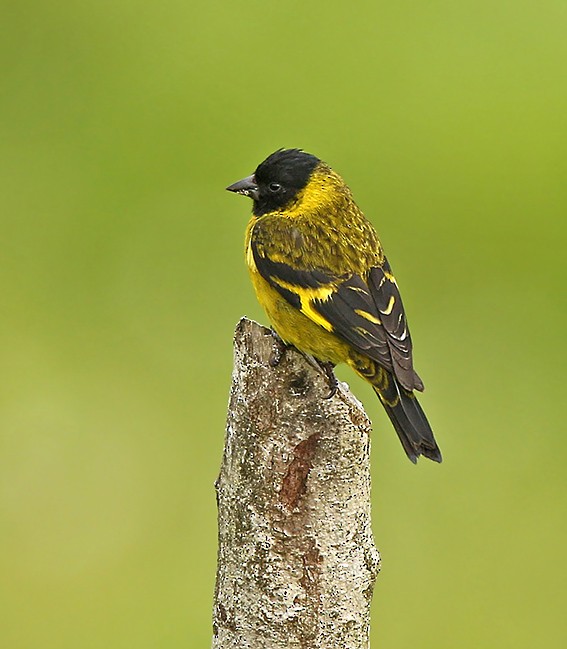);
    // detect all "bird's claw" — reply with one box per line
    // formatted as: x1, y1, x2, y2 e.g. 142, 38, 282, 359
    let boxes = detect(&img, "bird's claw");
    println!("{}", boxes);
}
302, 354, 338, 399
319, 360, 338, 399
